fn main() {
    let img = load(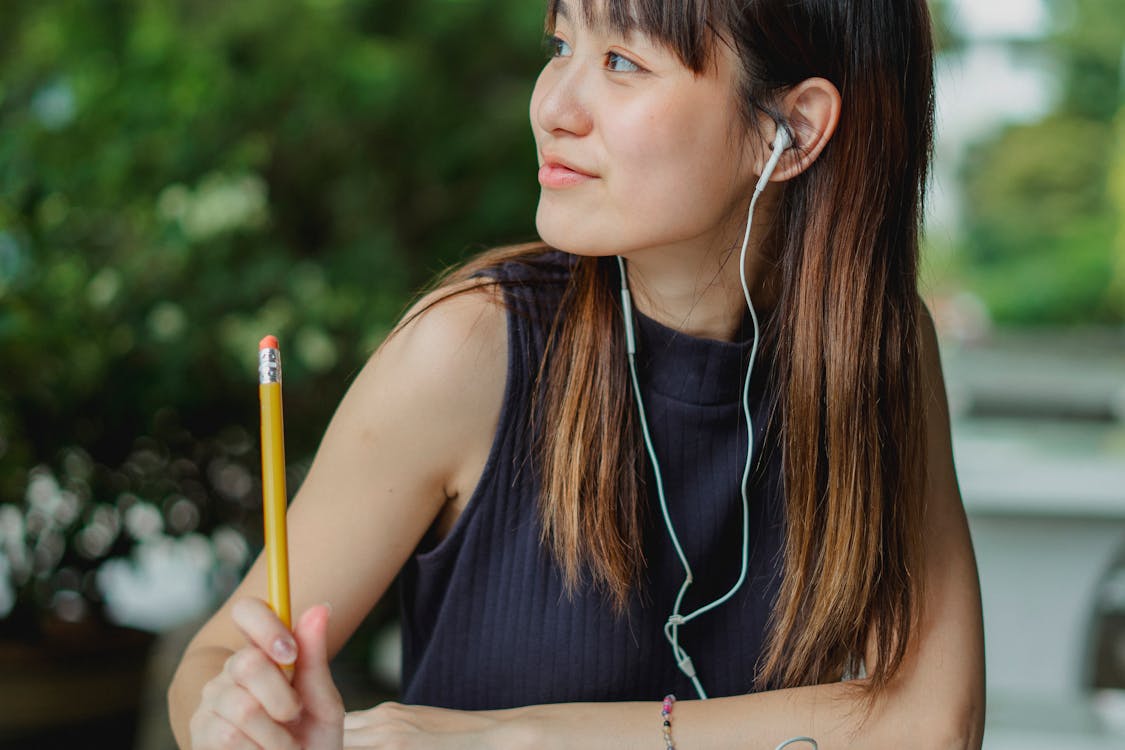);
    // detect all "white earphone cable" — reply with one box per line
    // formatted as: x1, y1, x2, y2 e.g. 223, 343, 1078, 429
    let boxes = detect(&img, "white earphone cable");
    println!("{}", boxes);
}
615, 127, 815, 750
